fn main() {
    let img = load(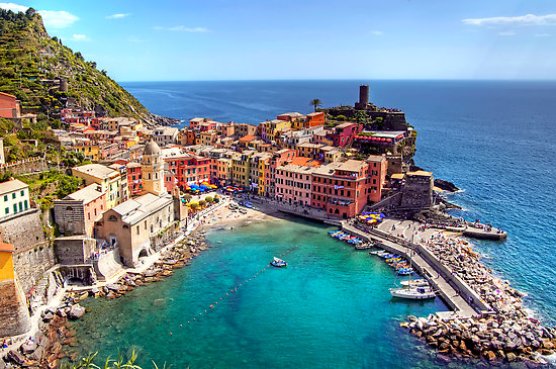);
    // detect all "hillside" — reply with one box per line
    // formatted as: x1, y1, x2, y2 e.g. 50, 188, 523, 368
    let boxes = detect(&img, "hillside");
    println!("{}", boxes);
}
0, 8, 159, 123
